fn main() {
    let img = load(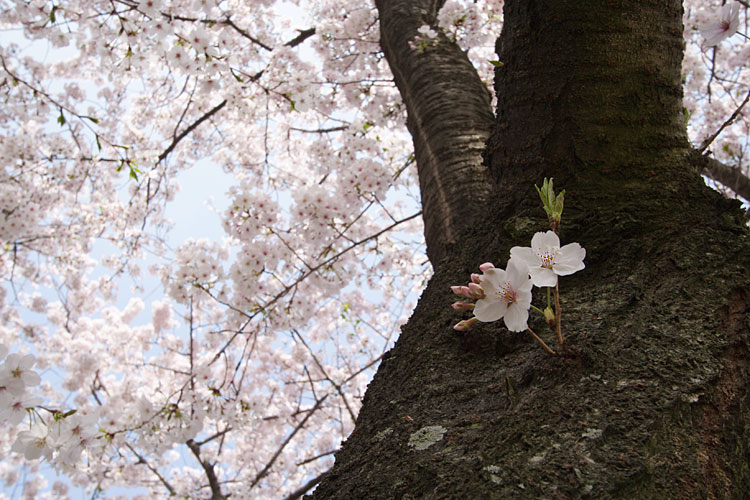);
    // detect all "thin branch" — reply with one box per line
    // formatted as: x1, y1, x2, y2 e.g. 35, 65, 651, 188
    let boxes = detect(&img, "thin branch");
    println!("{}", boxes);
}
293, 329, 356, 423
285, 28, 317, 47
281, 469, 330, 500
194, 426, 233, 447
186, 439, 228, 500
206, 211, 422, 363
249, 395, 328, 489
296, 449, 338, 467
699, 90, 750, 153
222, 18, 273, 50
126, 443, 176, 496
157, 99, 227, 164
288, 125, 349, 134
